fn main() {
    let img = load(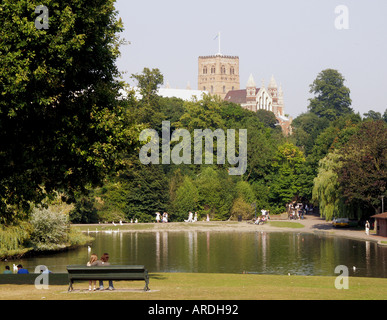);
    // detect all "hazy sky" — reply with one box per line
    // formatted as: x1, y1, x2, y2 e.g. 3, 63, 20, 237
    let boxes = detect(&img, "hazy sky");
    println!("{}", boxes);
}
115, 0, 387, 118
